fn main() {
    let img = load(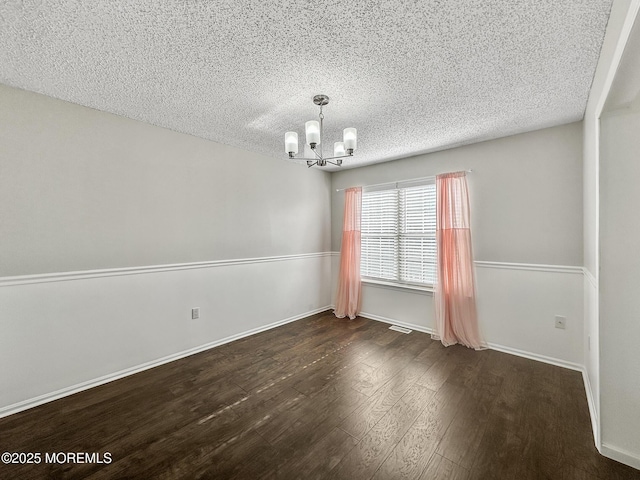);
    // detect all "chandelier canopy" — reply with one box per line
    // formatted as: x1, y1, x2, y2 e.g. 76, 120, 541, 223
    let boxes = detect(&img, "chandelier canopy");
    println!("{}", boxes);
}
285, 95, 357, 167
